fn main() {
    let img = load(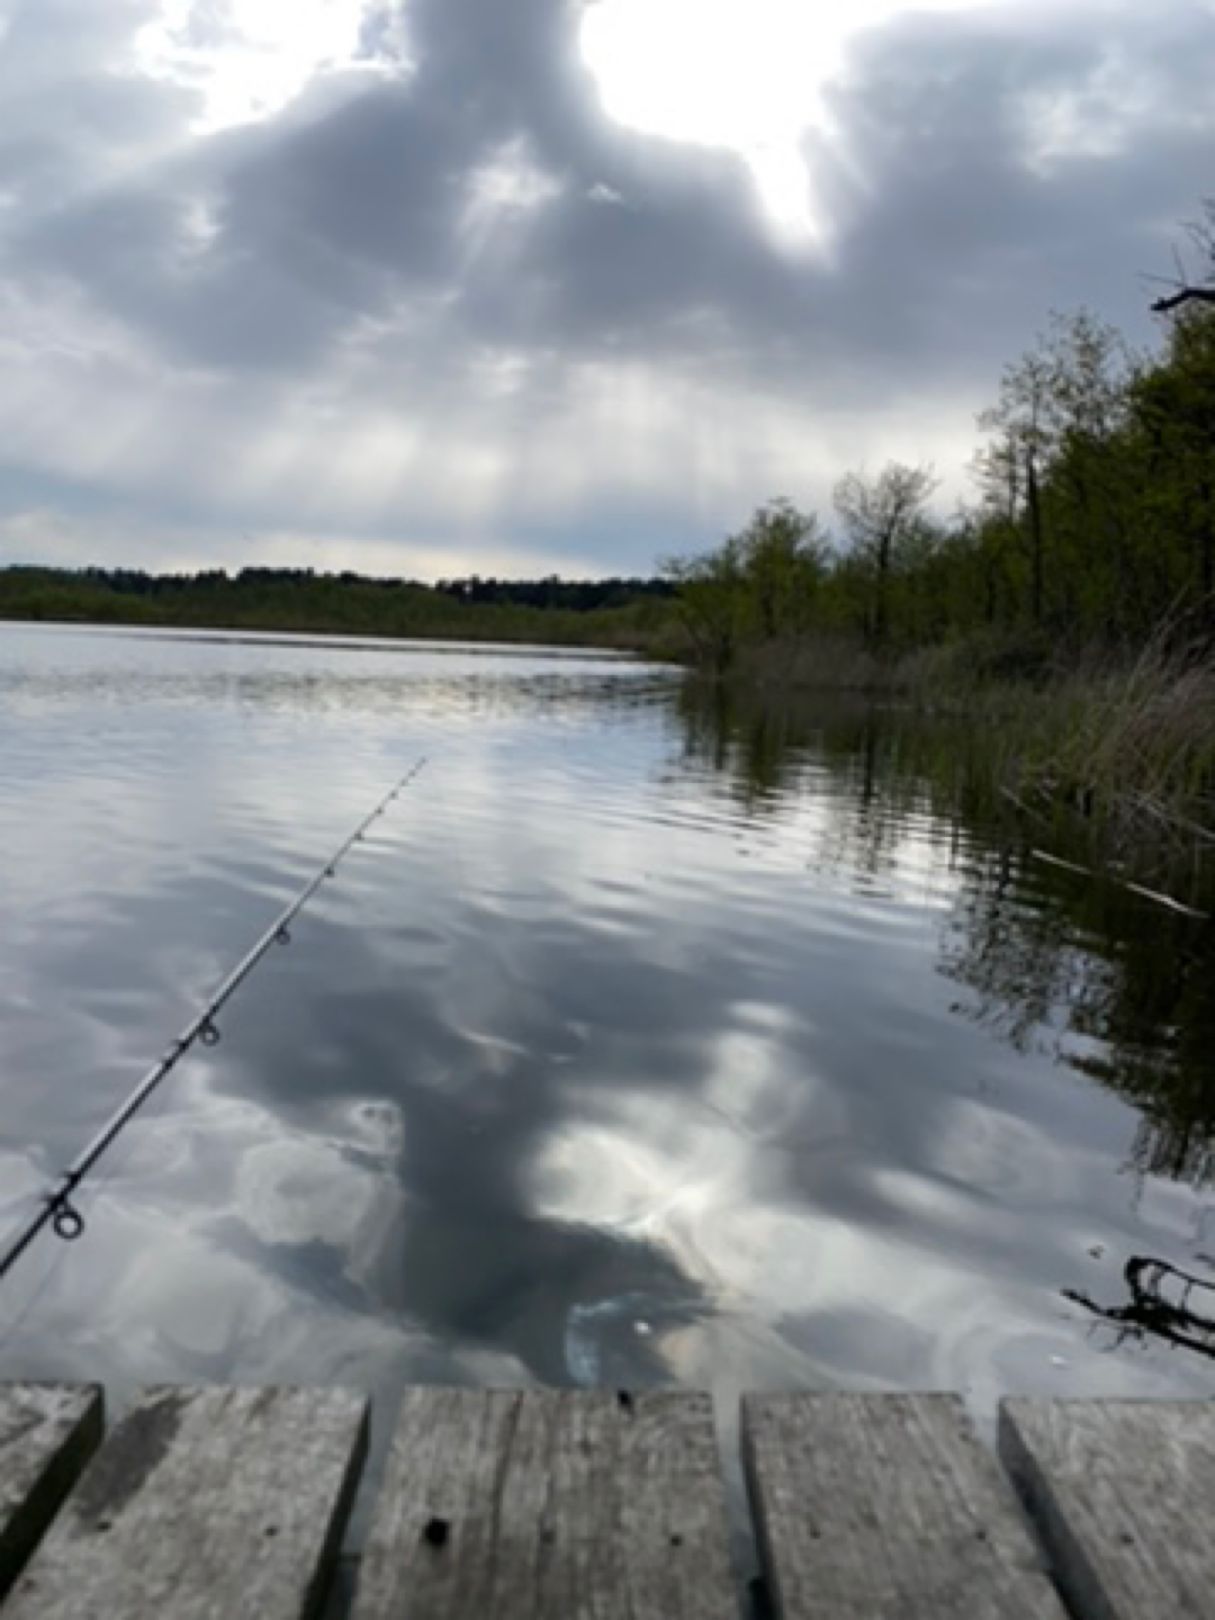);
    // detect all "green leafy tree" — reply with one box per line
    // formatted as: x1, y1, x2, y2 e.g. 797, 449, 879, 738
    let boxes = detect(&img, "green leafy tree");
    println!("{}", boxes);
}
663, 538, 747, 674
736, 499, 828, 640
978, 351, 1053, 624
975, 312, 1134, 633
1133, 307, 1215, 628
